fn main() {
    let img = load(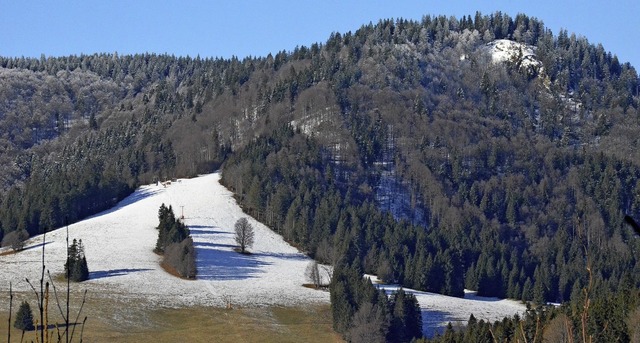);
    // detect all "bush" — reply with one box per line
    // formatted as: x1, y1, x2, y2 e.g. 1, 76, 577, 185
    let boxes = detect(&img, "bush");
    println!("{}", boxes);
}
164, 237, 197, 279
1, 229, 29, 252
